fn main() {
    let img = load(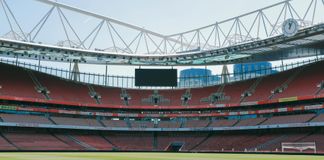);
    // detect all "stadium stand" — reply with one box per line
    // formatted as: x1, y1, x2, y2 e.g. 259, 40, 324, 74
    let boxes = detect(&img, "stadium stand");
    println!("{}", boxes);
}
208, 119, 238, 127
310, 114, 324, 122
158, 121, 182, 128
70, 135, 114, 150
1, 60, 324, 153
0, 63, 43, 99
101, 119, 129, 128
34, 73, 96, 104
261, 114, 315, 125
190, 86, 219, 105
93, 87, 123, 105
182, 120, 210, 128
0, 112, 323, 129
104, 132, 153, 151
0, 61, 324, 108
192, 133, 258, 152
54, 134, 86, 150
129, 120, 154, 128
243, 70, 294, 102
3, 131, 71, 150
218, 79, 256, 104
0, 134, 16, 150
51, 116, 102, 126
0, 127, 322, 152
235, 117, 267, 126
0, 113, 53, 125
126, 89, 152, 106
159, 89, 184, 106
271, 61, 324, 99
